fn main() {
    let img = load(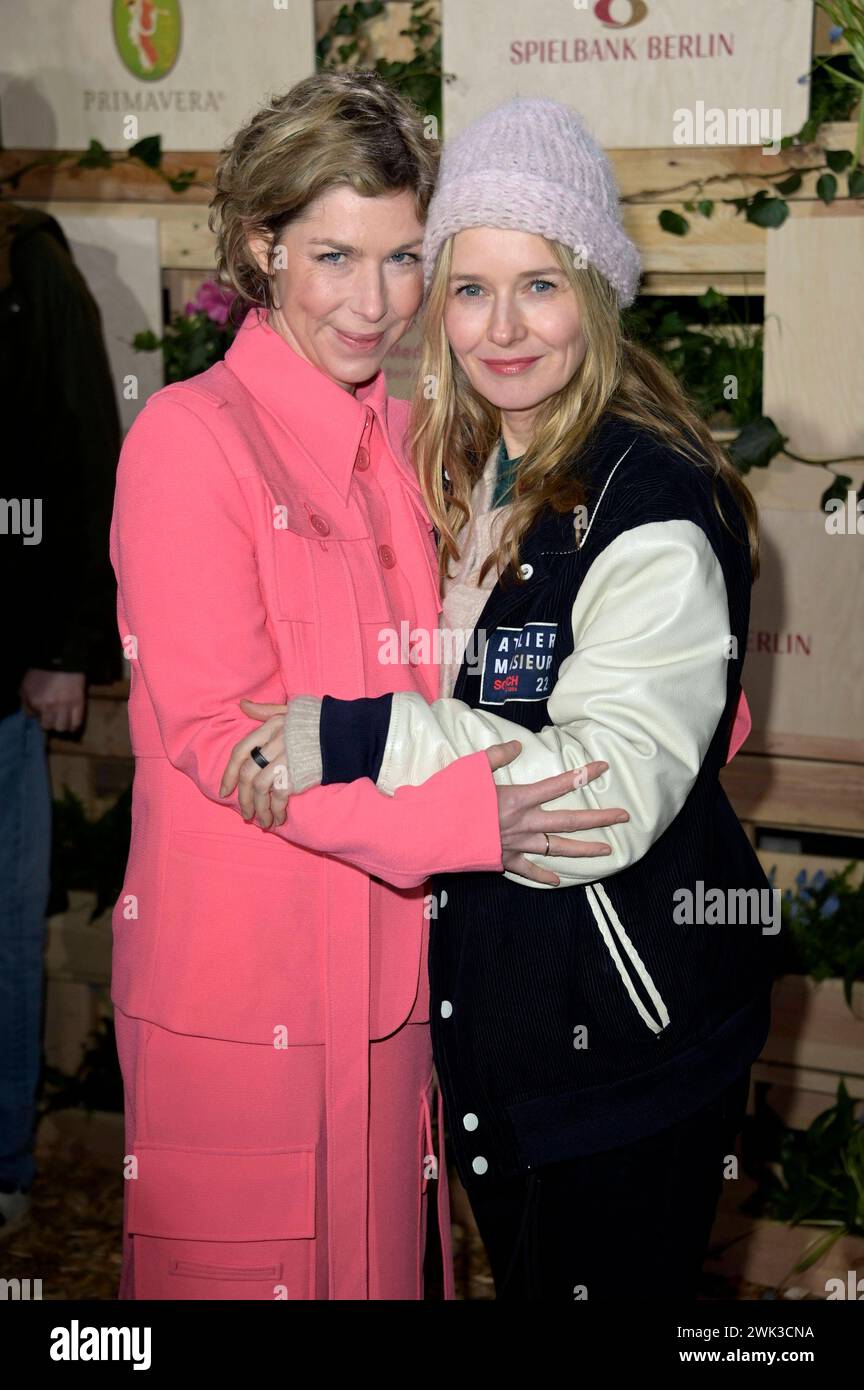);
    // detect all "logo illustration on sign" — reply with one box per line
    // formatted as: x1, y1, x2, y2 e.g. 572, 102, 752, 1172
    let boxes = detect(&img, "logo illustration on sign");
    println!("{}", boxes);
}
113, 0, 181, 81
480, 622, 558, 705
594, 0, 648, 27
